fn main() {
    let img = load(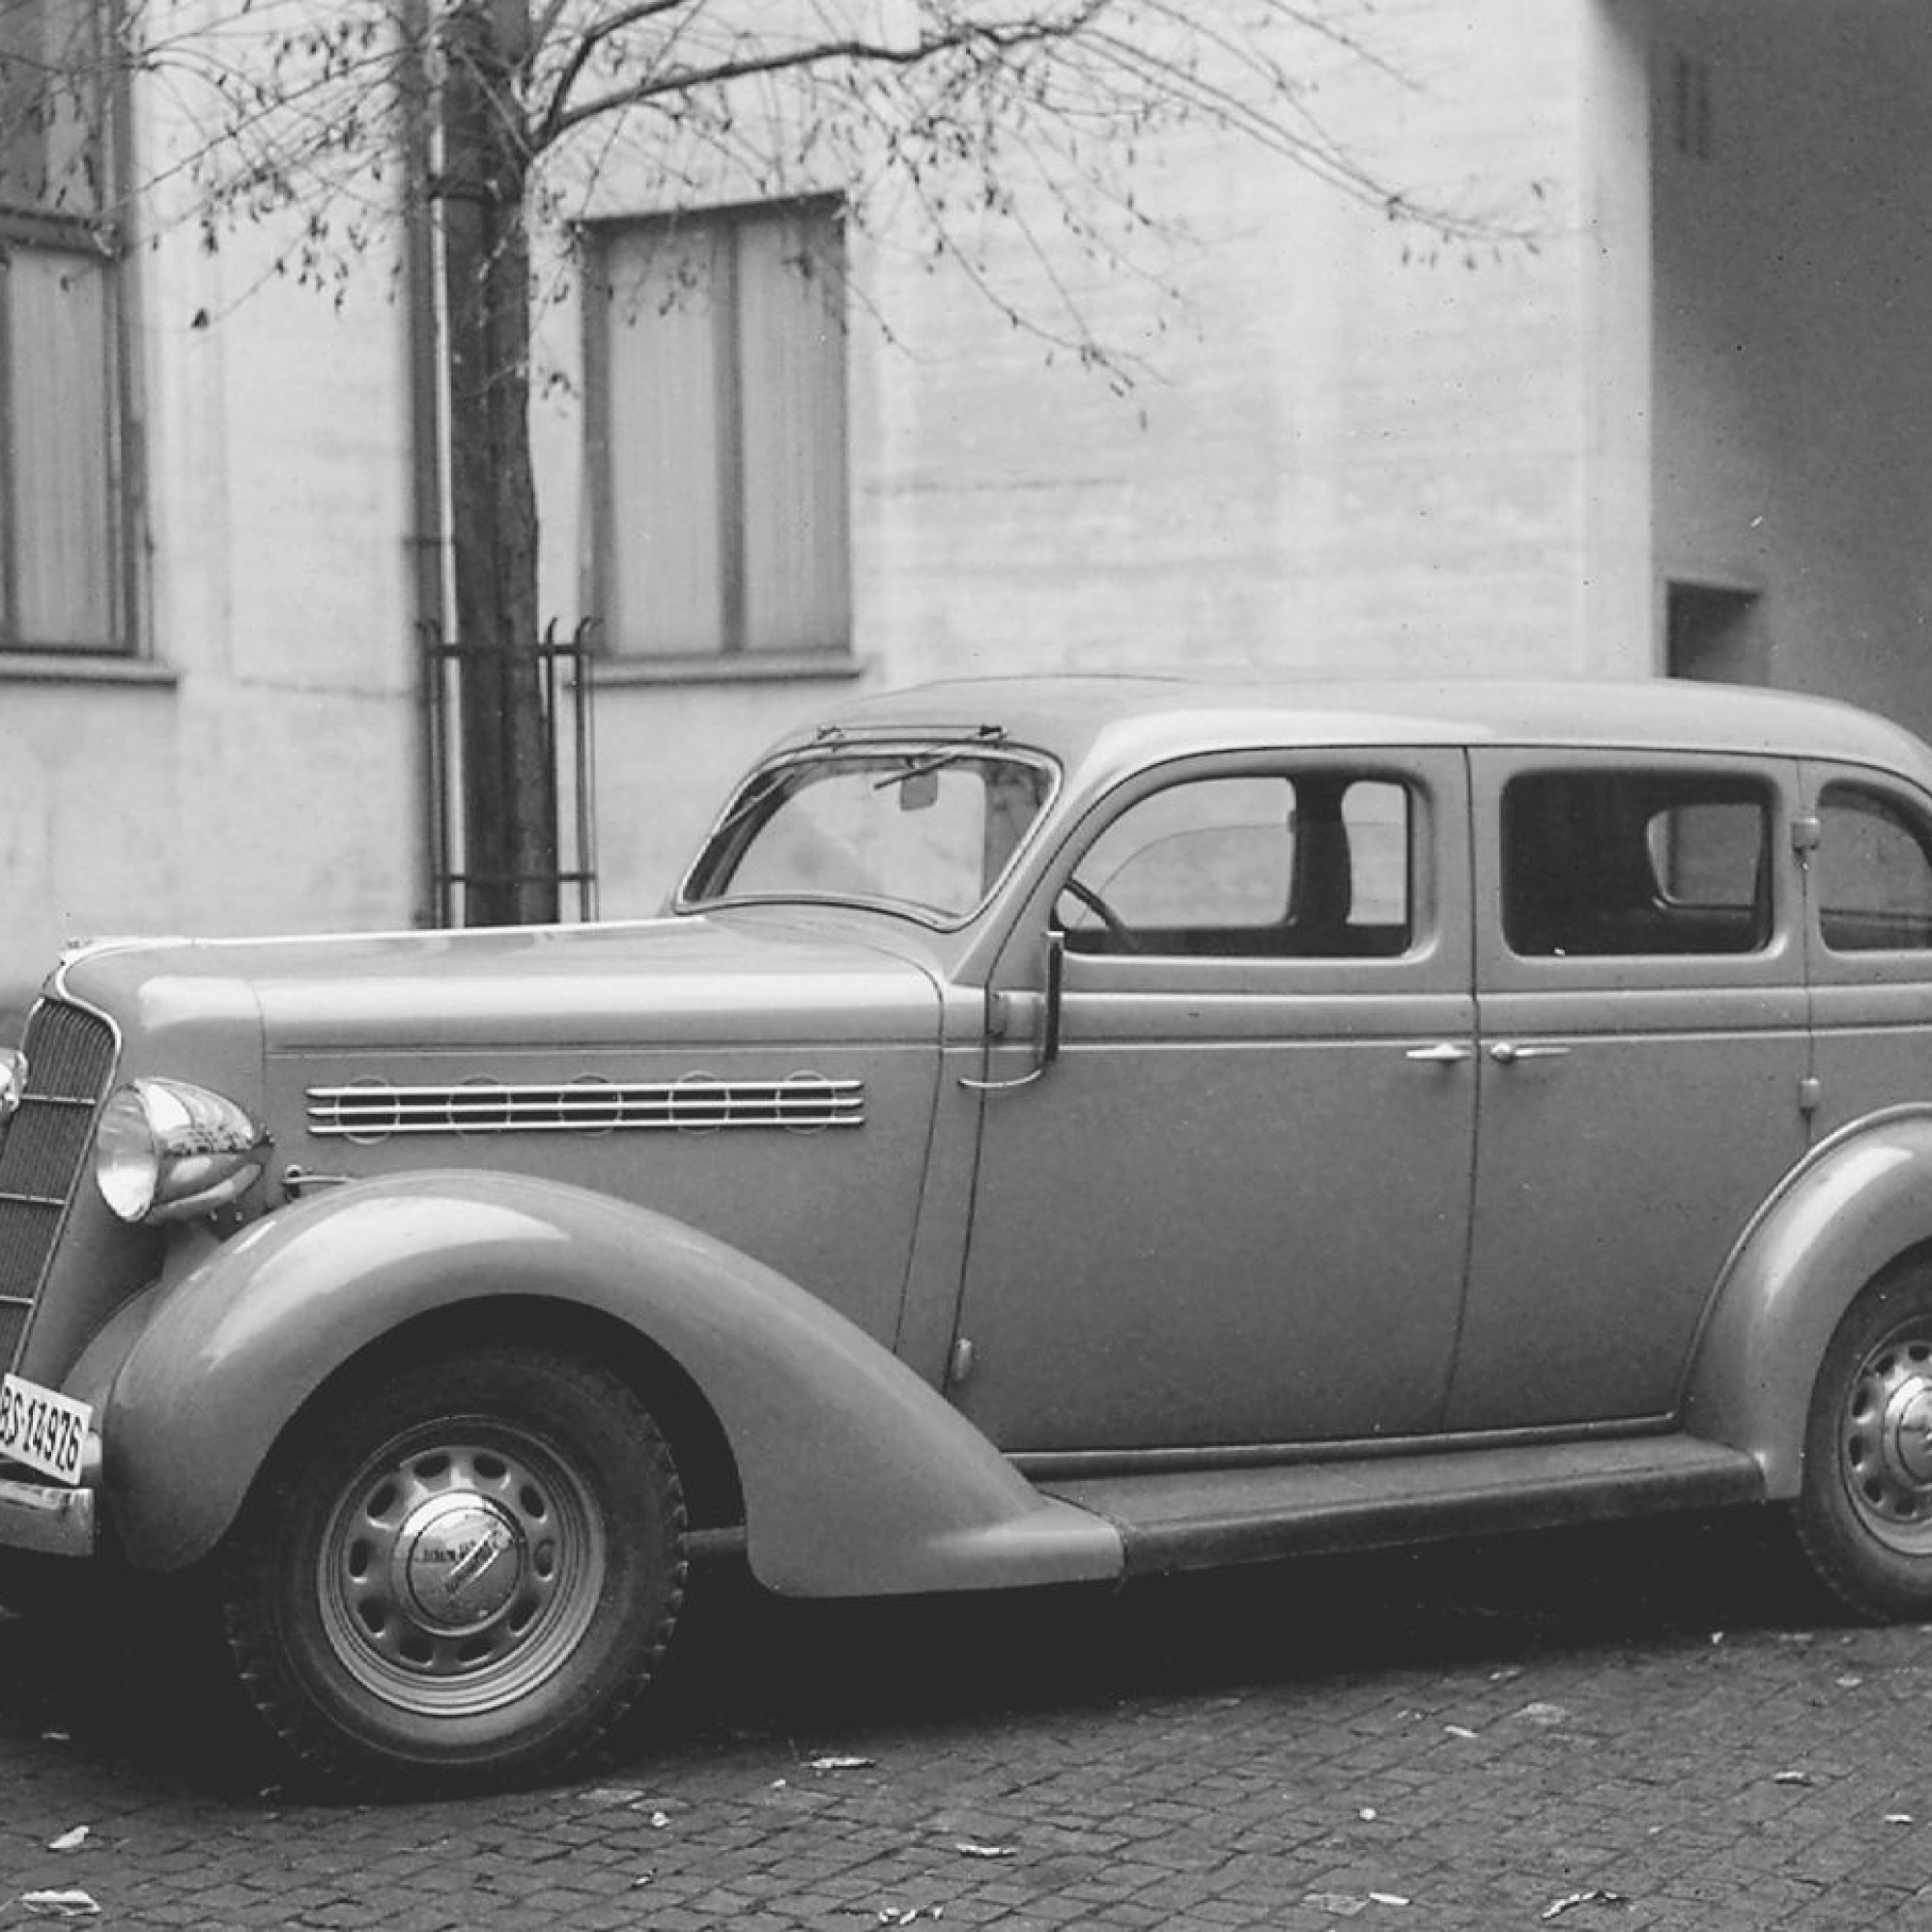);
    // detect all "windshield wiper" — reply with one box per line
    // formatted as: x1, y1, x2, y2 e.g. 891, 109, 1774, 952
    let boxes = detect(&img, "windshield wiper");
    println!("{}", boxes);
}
870, 727, 1008, 791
